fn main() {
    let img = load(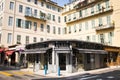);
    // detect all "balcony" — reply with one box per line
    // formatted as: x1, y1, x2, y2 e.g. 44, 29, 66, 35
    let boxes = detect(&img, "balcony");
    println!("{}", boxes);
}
25, 13, 46, 22
66, 6, 113, 24
74, 0, 103, 9
95, 23, 114, 31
